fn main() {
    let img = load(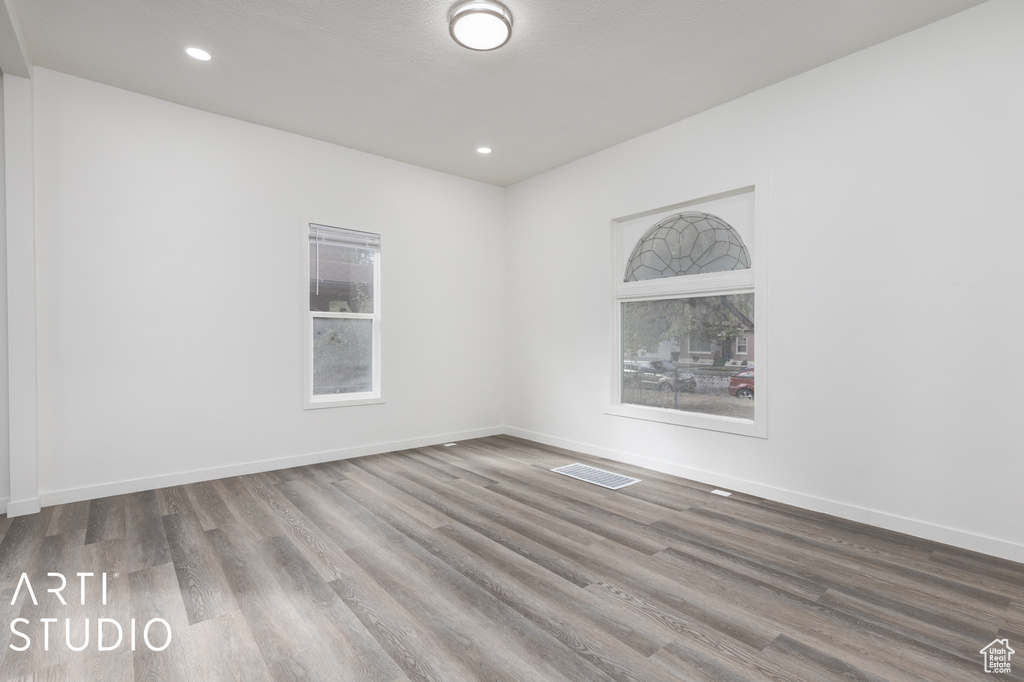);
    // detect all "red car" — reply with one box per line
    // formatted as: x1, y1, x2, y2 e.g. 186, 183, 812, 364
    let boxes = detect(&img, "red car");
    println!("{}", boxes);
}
728, 368, 754, 399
